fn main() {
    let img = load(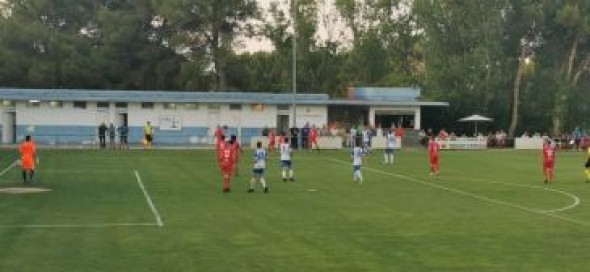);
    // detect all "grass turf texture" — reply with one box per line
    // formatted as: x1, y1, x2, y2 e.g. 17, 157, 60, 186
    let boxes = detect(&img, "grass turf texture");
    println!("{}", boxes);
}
0, 148, 588, 271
